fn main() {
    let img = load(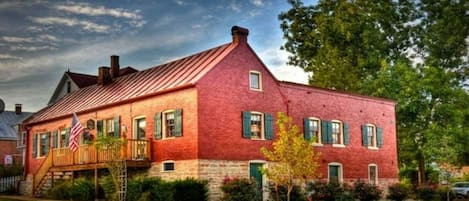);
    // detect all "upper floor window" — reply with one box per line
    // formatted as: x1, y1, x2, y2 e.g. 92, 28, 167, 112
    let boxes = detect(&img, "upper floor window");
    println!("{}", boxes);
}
154, 109, 183, 140
242, 111, 273, 140
134, 117, 146, 139
32, 132, 50, 158
321, 120, 349, 146
331, 121, 342, 145
66, 81, 71, 93
362, 124, 383, 148
304, 117, 321, 144
97, 116, 120, 138
249, 71, 262, 91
